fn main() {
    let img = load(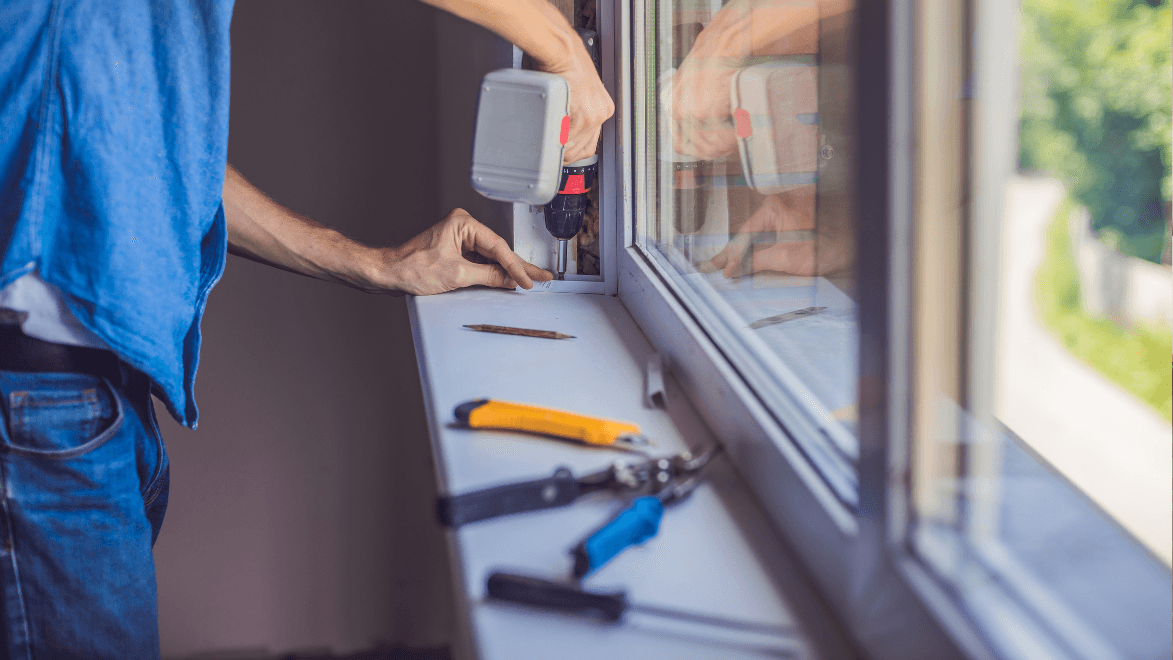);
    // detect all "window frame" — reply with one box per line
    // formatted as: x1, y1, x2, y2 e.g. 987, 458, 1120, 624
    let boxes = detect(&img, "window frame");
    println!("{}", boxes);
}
602, 0, 973, 658
892, 2, 1170, 660
623, 0, 862, 526
630, 0, 863, 511
602, 0, 1173, 657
